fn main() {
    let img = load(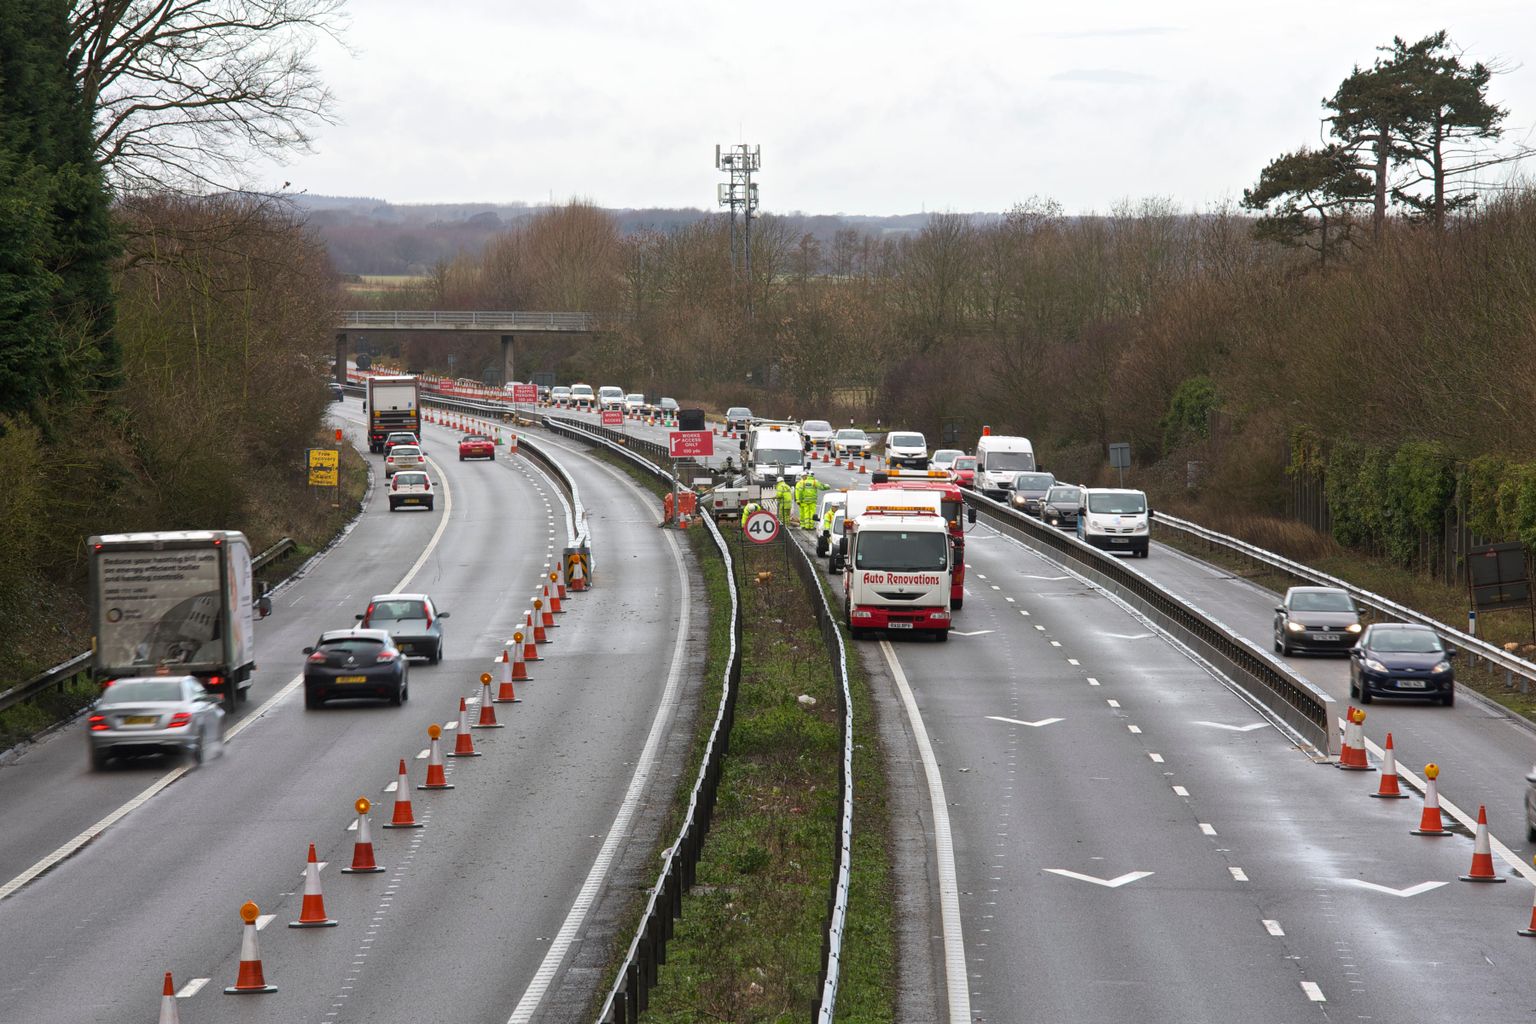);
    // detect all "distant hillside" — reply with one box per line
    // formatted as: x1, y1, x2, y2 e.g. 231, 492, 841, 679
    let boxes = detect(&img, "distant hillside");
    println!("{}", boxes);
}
289, 194, 974, 276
